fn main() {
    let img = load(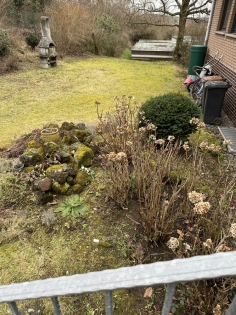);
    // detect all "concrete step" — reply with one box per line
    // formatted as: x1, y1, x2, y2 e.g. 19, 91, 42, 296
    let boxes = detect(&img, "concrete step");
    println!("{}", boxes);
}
131, 54, 173, 61
218, 127, 236, 153
131, 50, 174, 56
